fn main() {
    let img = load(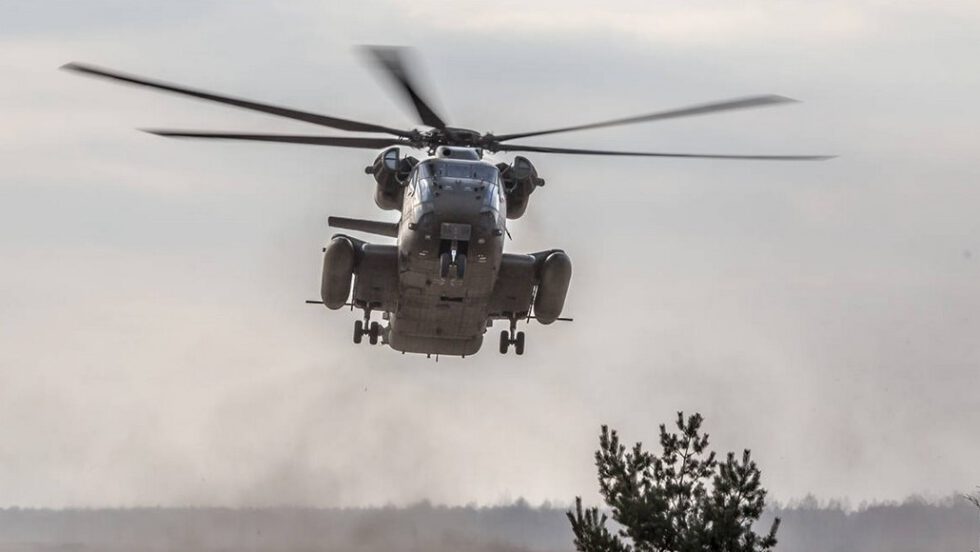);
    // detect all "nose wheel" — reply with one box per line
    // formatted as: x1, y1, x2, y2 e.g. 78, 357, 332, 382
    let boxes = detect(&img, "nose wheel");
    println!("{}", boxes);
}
498, 317, 526, 355
439, 252, 467, 280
